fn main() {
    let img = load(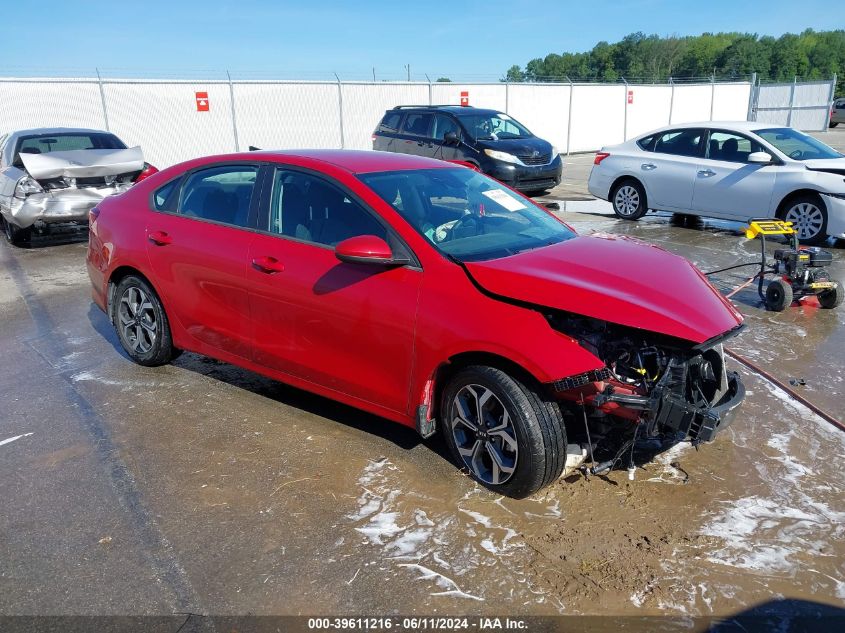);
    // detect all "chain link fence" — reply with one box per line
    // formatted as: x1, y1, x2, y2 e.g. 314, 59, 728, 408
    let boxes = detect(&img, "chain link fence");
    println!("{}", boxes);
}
0, 73, 832, 169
